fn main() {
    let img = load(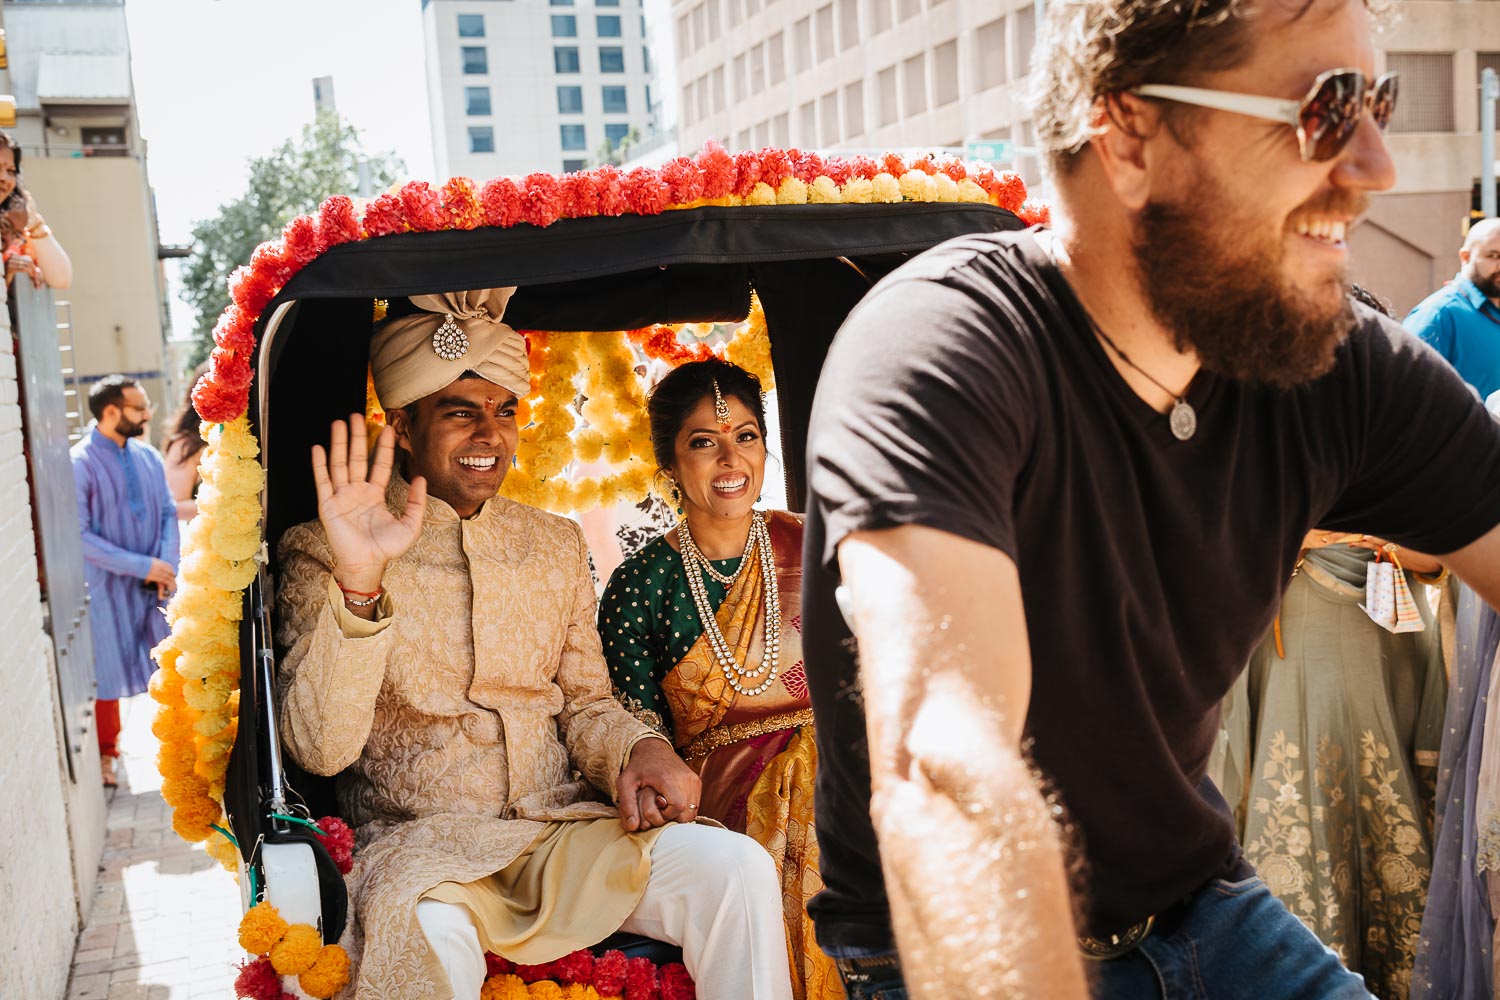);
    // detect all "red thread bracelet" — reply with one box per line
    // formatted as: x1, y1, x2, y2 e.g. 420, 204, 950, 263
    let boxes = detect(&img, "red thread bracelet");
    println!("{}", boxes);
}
335, 581, 382, 598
